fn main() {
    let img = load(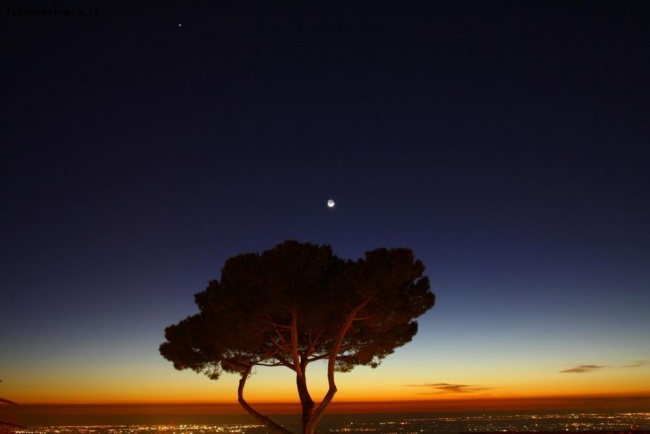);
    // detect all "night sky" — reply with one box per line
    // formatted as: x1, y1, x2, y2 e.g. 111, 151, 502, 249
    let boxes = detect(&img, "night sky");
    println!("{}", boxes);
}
1, 1, 649, 409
